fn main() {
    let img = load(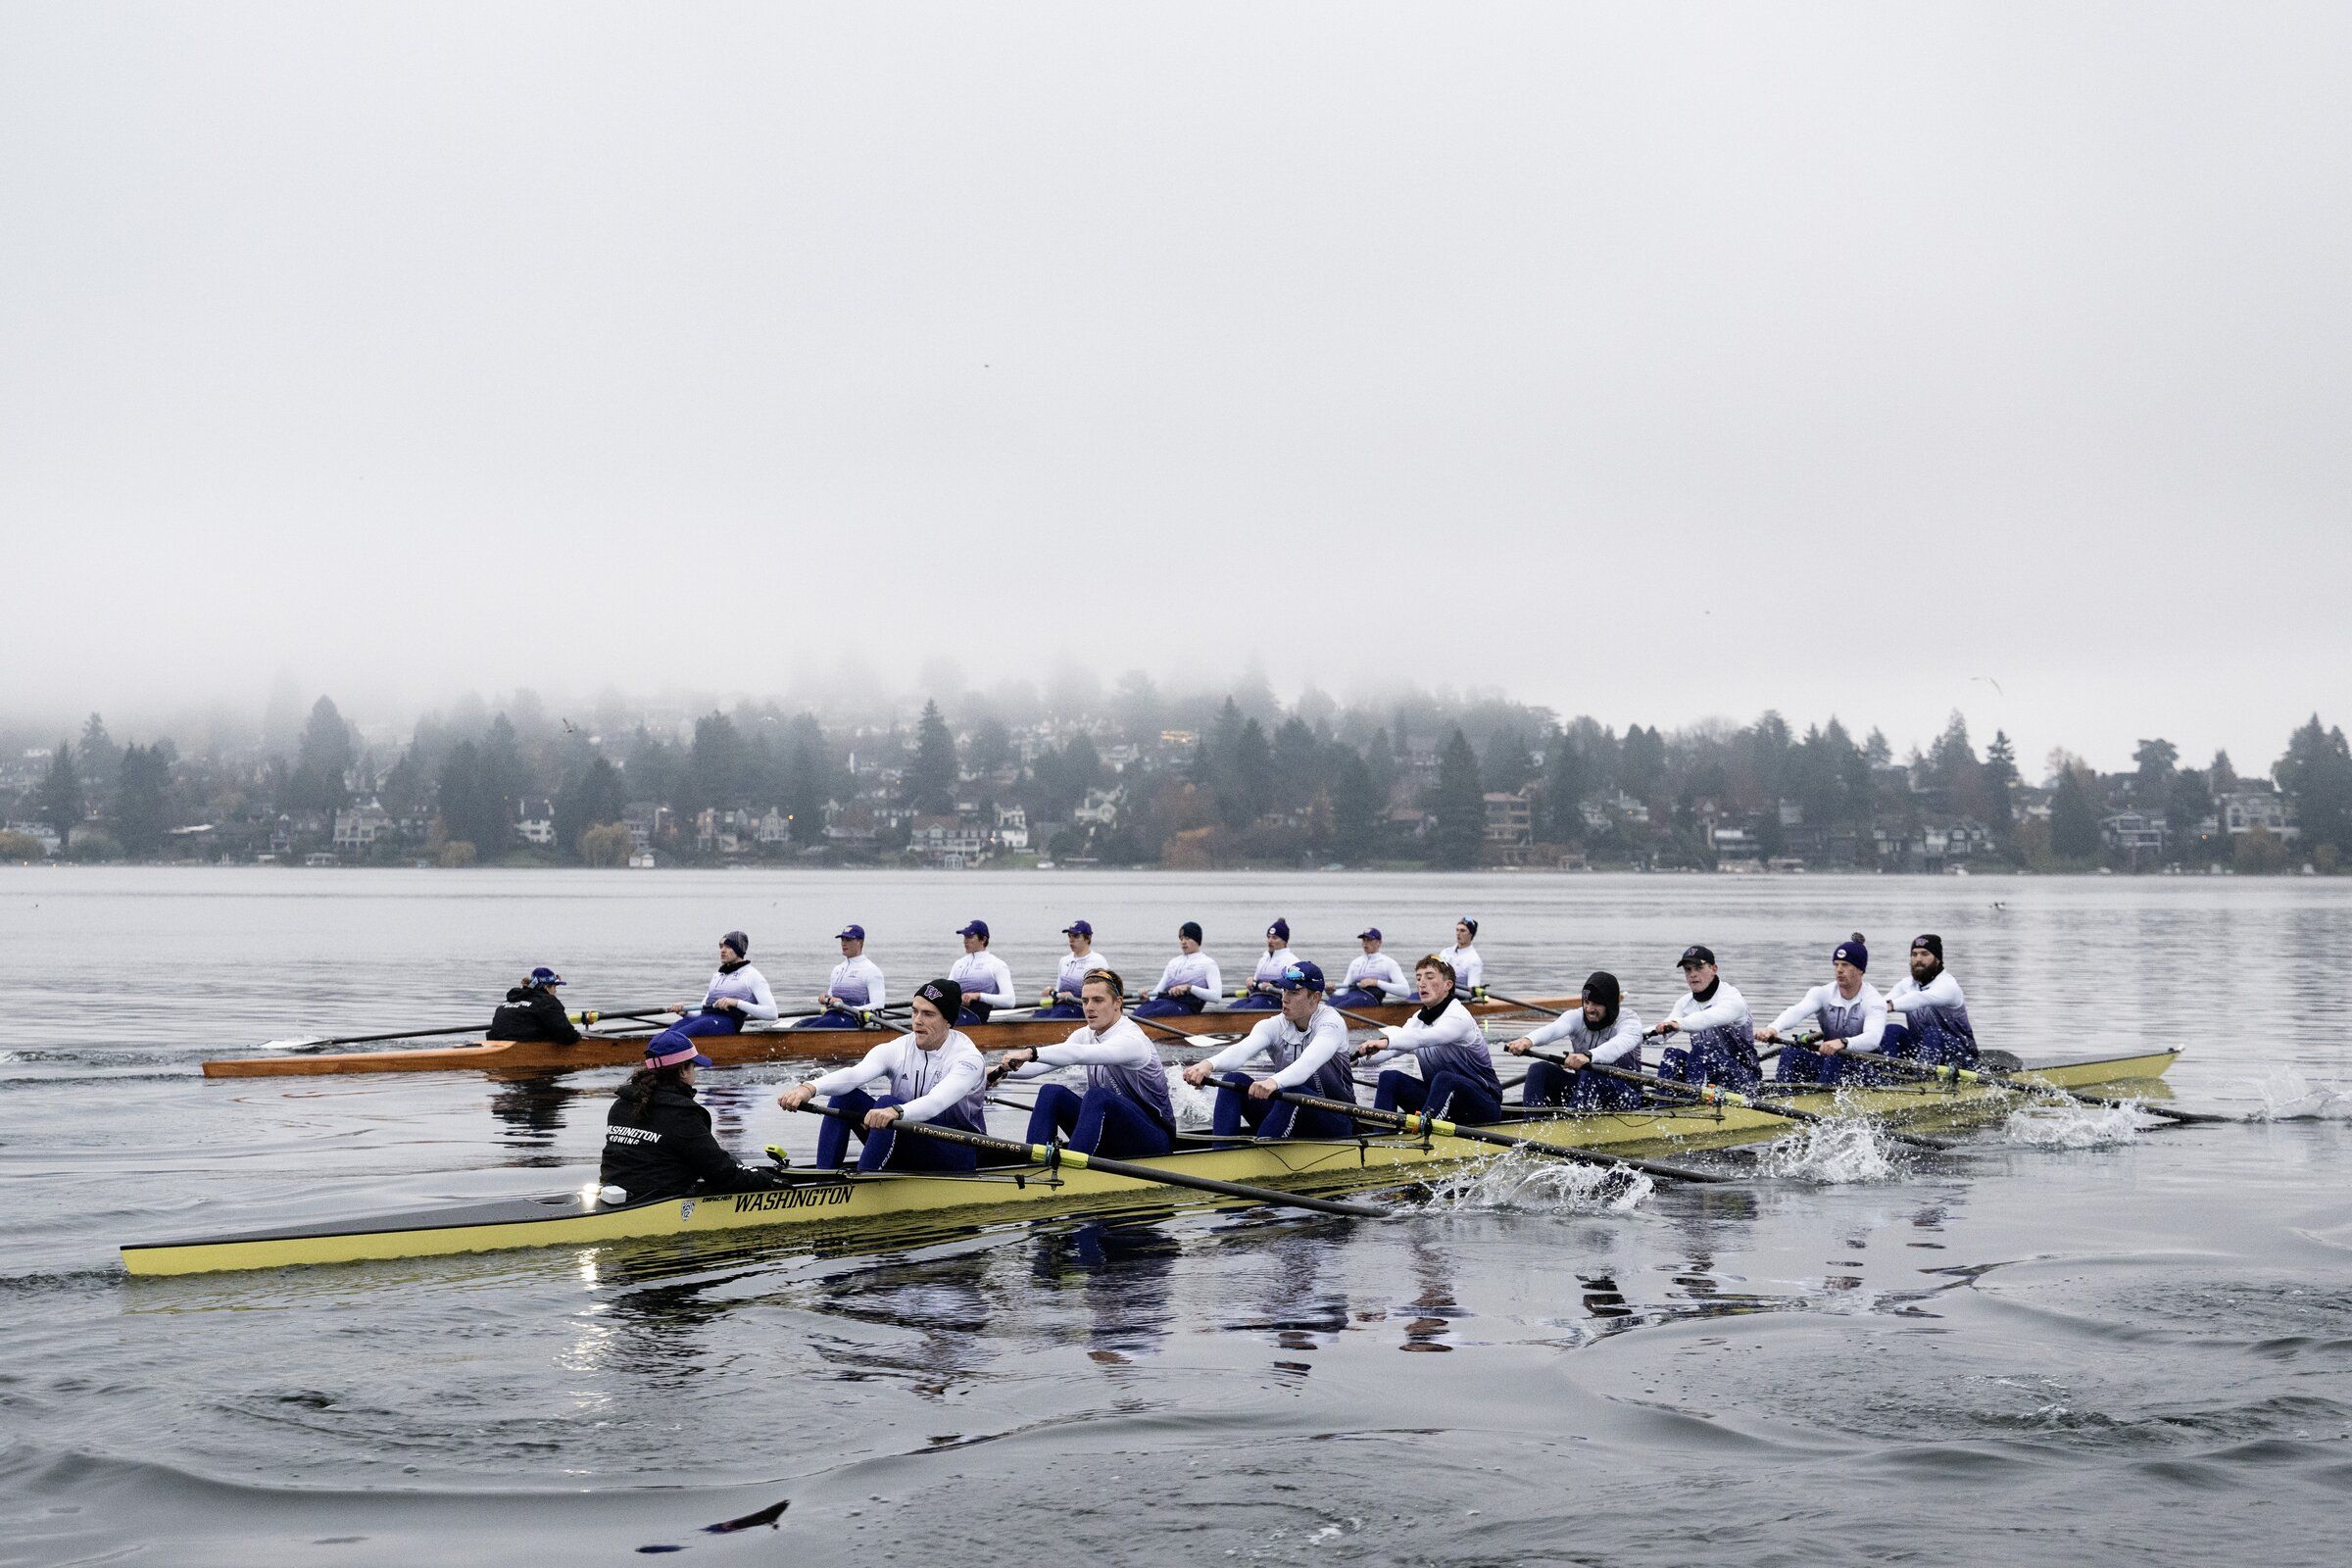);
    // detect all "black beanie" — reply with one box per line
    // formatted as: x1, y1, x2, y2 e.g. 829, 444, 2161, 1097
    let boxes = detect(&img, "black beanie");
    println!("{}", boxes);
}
1582, 970, 1622, 1029
916, 977, 963, 1020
